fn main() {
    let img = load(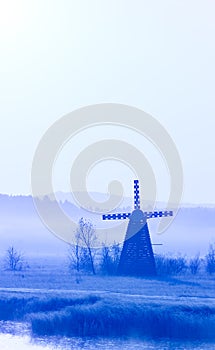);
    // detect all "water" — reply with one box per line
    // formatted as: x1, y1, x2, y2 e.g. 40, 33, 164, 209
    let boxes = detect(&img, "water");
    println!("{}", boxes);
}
0, 321, 214, 350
